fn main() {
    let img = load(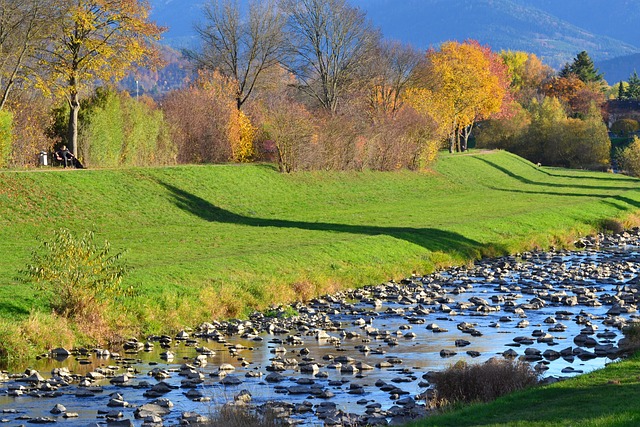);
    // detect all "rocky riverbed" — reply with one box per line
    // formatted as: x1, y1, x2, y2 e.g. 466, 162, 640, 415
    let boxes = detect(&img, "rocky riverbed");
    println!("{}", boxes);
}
1, 231, 640, 426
